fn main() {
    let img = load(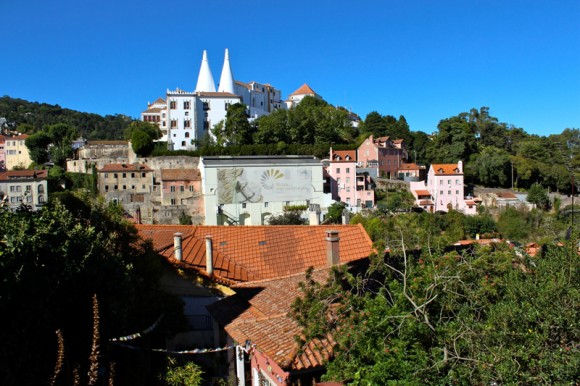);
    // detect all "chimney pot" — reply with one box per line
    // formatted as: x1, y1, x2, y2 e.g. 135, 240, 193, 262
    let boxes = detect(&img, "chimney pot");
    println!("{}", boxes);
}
174, 233, 183, 261
325, 230, 340, 266
205, 236, 213, 275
